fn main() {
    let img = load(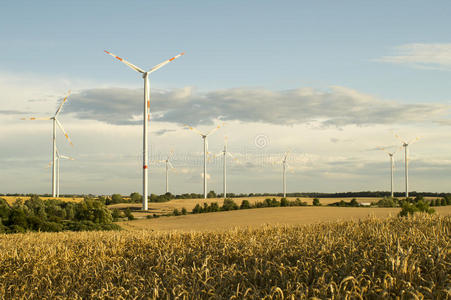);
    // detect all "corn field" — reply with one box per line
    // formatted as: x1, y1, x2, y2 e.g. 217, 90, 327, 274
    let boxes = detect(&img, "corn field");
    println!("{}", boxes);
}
0, 214, 449, 299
